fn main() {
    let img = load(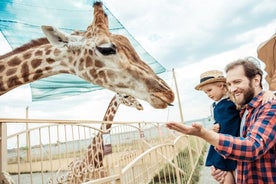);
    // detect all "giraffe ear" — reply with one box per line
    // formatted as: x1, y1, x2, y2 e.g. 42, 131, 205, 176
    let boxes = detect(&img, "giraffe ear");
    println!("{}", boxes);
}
41, 25, 84, 50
